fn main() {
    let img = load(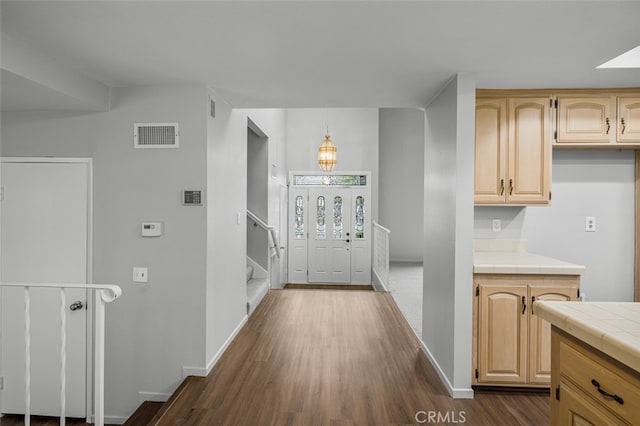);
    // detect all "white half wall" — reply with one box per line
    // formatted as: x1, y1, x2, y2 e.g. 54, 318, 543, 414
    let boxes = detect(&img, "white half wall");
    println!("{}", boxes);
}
423, 74, 475, 398
474, 149, 635, 302
379, 108, 424, 262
